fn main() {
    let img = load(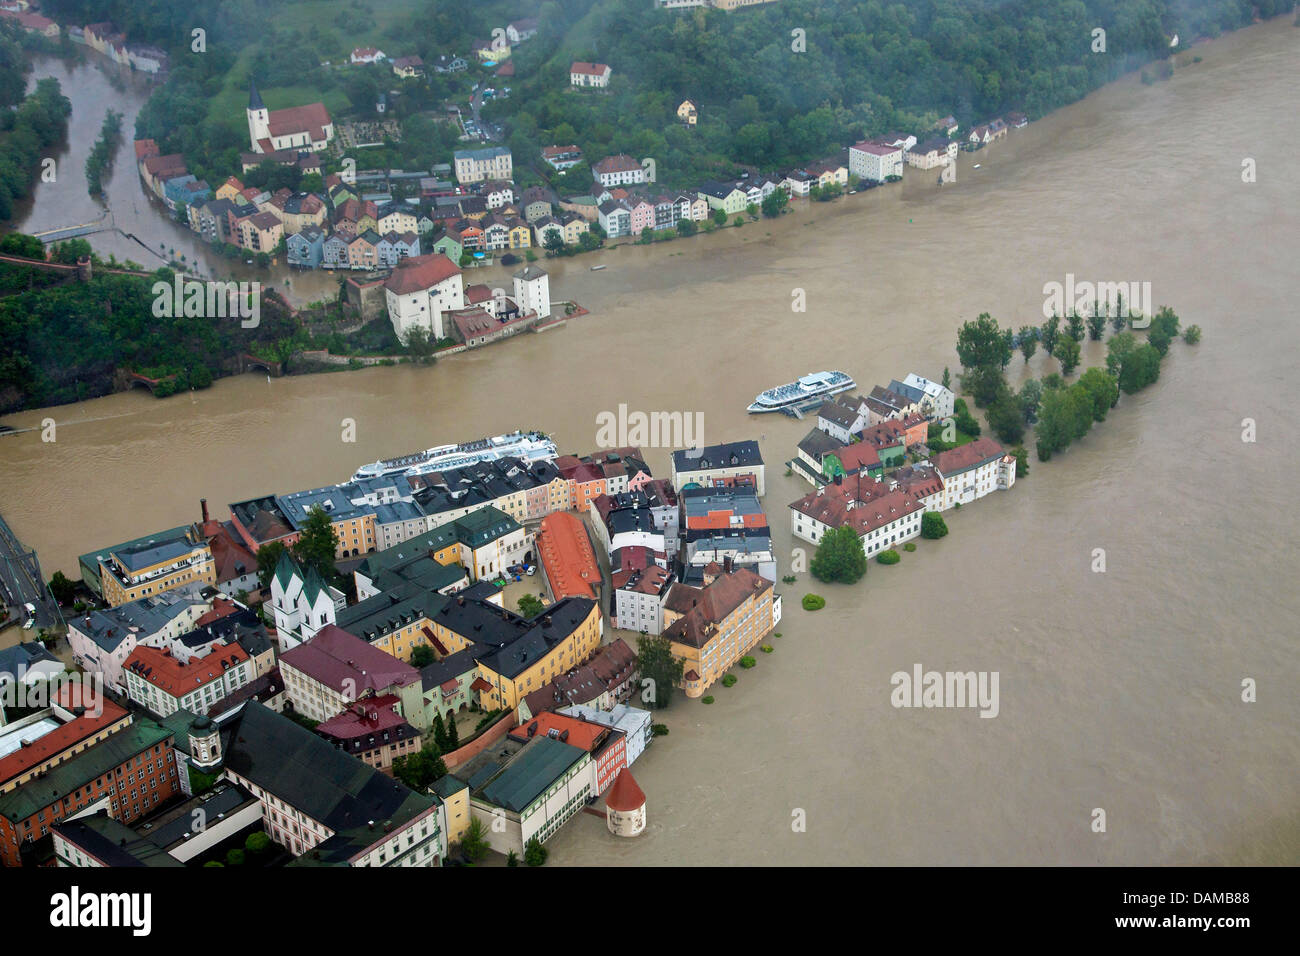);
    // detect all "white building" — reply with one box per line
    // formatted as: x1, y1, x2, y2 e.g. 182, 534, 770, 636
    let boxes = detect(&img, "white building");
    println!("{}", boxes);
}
671, 440, 766, 497
269, 552, 345, 651
453, 146, 513, 184
66, 594, 208, 692
246, 80, 334, 154
383, 253, 466, 342
848, 140, 904, 182
122, 640, 254, 718
469, 737, 592, 855
512, 264, 550, 318
932, 438, 1016, 510
893, 373, 955, 420
592, 154, 645, 188
789, 485, 924, 558
570, 61, 612, 88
